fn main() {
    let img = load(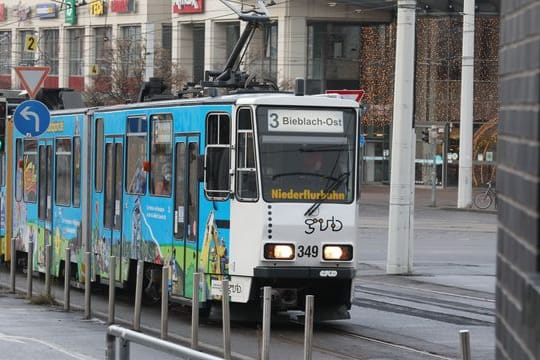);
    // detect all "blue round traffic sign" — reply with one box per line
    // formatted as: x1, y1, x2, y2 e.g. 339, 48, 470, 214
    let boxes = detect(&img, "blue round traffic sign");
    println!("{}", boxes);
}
13, 100, 51, 137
